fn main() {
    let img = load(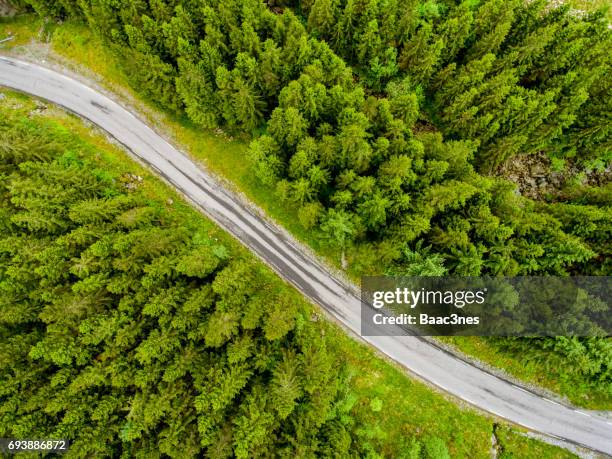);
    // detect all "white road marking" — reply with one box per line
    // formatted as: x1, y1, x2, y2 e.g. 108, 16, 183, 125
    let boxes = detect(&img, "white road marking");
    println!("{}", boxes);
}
513, 385, 530, 394
545, 398, 563, 407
